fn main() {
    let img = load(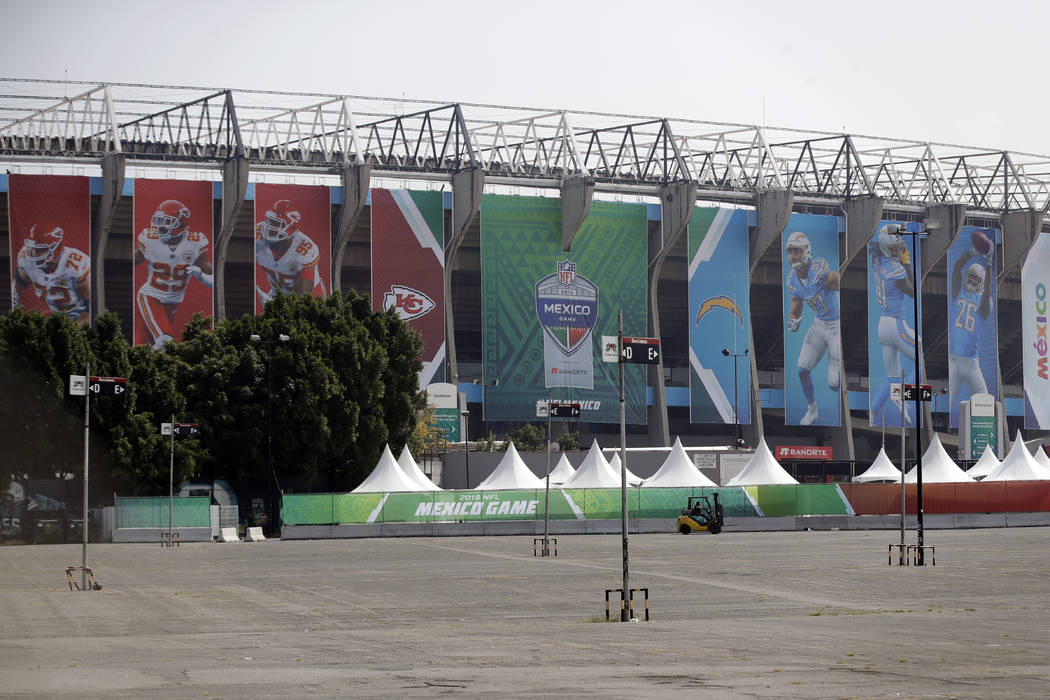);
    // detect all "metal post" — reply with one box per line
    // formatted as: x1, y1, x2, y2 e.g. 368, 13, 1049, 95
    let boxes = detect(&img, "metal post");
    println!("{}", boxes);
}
899, 408, 906, 560
910, 231, 925, 564
82, 360, 89, 592
544, 390, 552, 555
461, 410, 470, 488
267, 358, 274, 536
618, 309, 630, 621
169, 413, 175, 544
